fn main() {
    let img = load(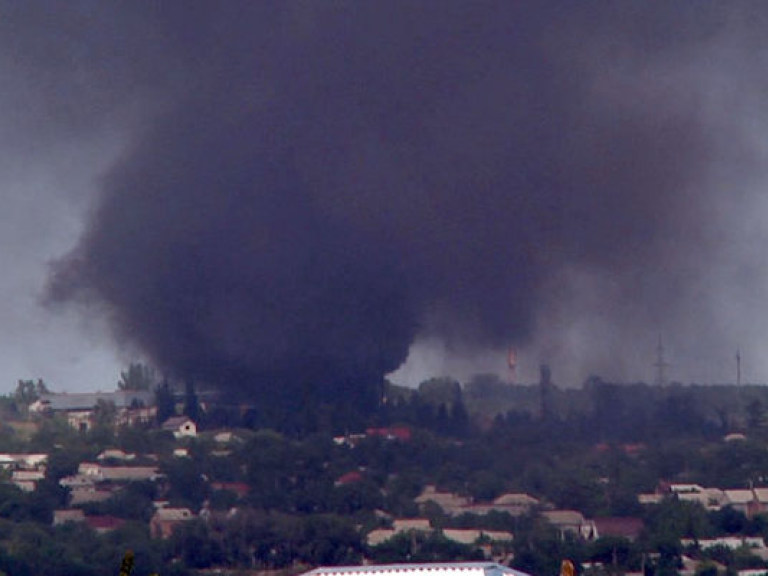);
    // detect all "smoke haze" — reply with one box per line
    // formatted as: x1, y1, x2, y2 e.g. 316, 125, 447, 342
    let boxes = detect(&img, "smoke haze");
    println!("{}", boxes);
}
15, 2, 768, 395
